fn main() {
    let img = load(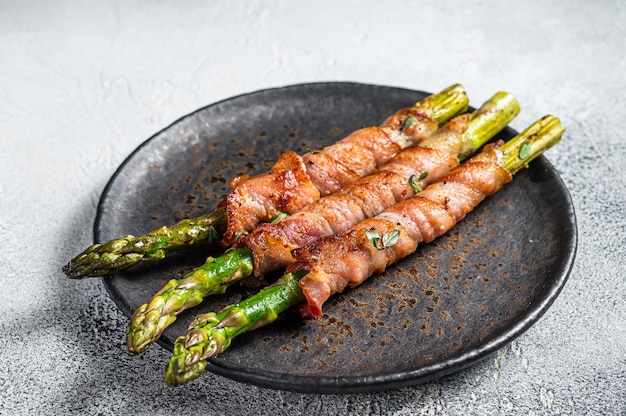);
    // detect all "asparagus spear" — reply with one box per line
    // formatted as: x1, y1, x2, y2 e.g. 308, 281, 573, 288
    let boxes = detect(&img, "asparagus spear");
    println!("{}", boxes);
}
165, 270, 308, 386
63, 84, 468, 279
63, 210, 226, 278
127, 92, 519, 354
127, 247, 254, 354
163, 115, 565, 386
